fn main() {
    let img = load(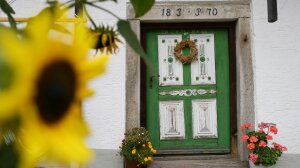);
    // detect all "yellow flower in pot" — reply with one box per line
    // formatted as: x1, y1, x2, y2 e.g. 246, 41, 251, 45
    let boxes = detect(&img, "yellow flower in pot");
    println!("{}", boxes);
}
120, 127, 155, 168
